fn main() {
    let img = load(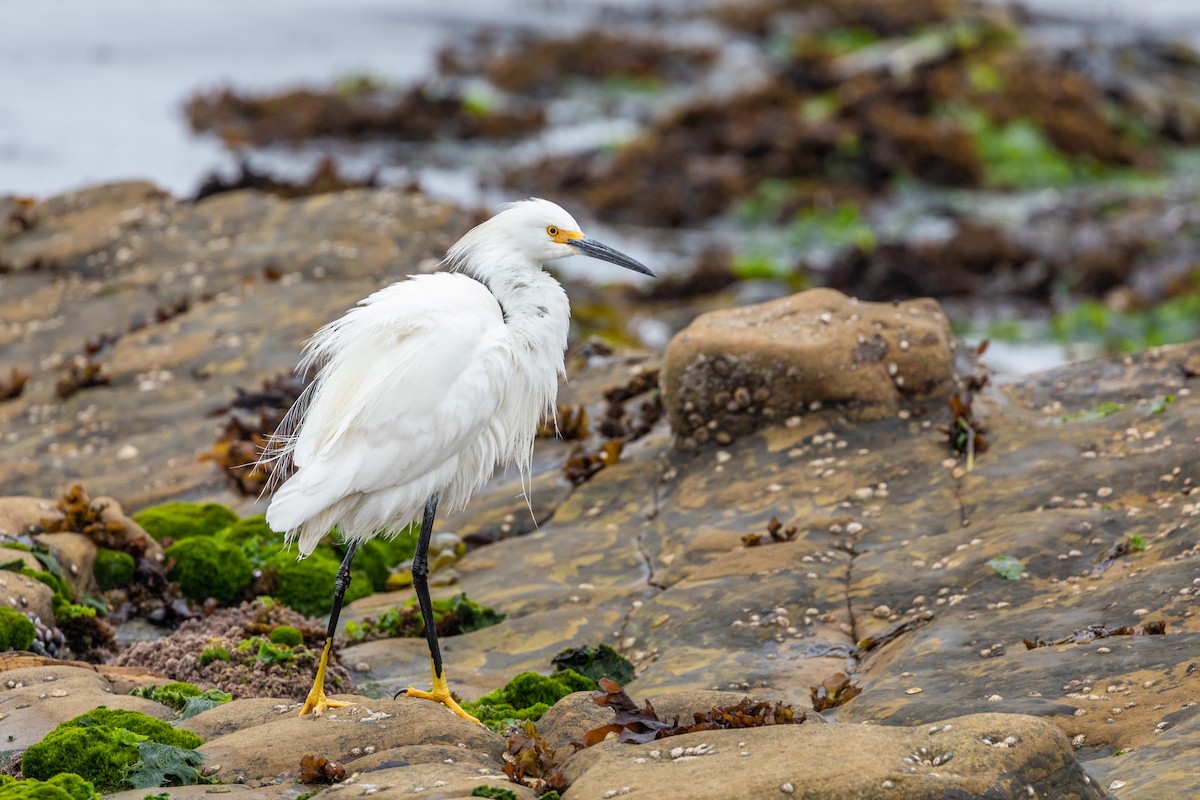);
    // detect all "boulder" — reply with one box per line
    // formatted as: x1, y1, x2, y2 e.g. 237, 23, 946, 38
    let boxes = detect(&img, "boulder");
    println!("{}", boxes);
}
661, 288, 962, 447
0, 664, 173, 751
561, 713, 1111, 799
